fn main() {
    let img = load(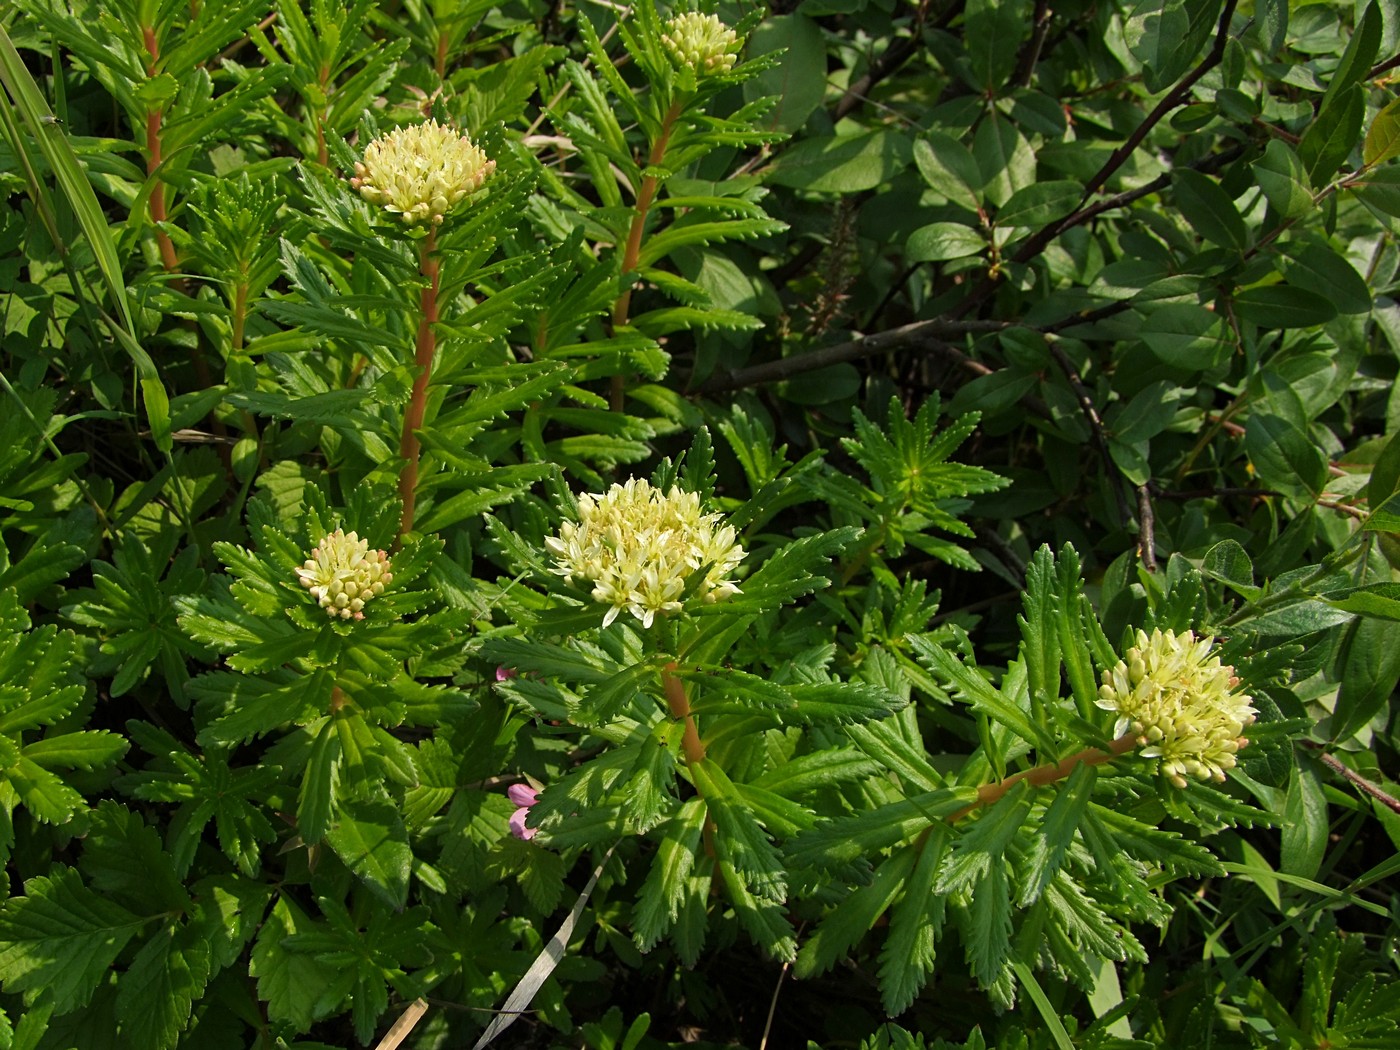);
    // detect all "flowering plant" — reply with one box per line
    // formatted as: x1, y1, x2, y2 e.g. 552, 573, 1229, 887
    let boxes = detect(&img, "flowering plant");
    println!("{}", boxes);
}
545, 477, 745, 627
5, 0, 1399, 1047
